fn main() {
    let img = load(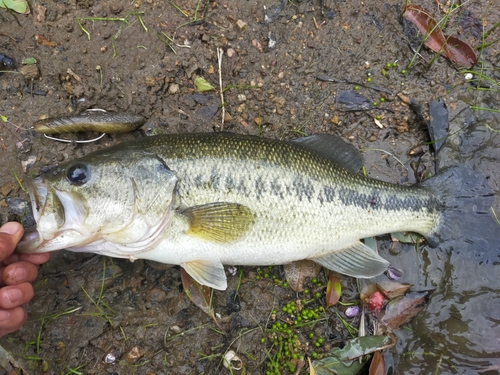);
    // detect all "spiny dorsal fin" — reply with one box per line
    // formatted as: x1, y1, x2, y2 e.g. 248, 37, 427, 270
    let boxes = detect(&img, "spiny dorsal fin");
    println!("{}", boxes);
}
290, 134, 363, 173
179, 202, 254, 244
311, 241, 389, 278
181, 260, 227, 290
